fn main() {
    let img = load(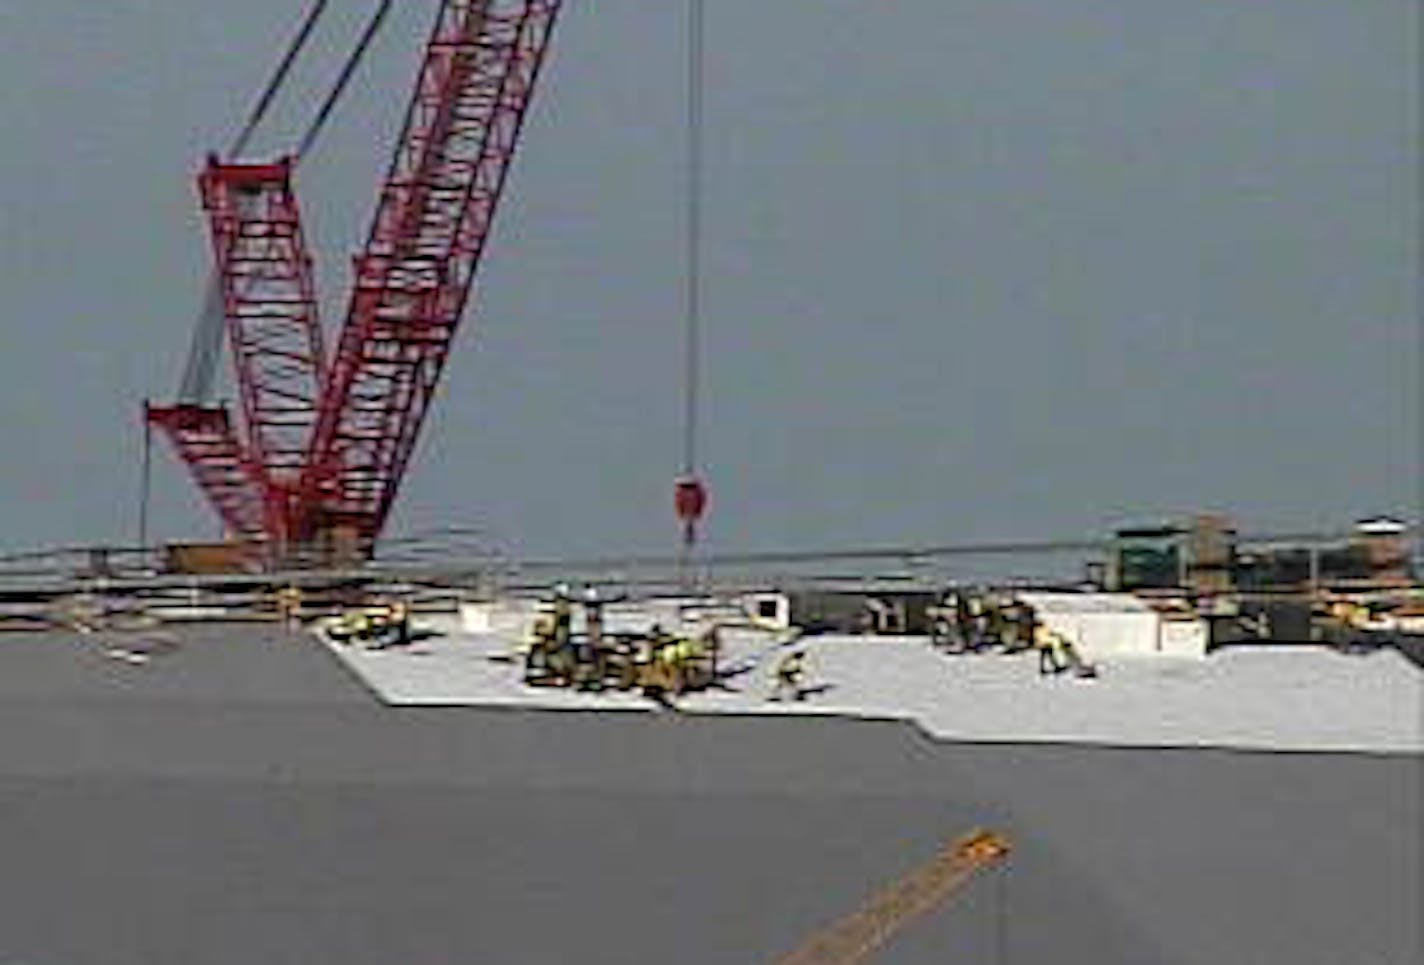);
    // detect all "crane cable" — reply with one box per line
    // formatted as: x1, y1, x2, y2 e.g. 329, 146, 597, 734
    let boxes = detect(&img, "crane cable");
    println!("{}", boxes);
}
177, 0, 393, 404
677, 0, 706, 582
683, 0, 705, 479
228, 0, 331, 159
296, 0, 394, 161
179, 0, 331, 403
